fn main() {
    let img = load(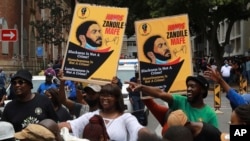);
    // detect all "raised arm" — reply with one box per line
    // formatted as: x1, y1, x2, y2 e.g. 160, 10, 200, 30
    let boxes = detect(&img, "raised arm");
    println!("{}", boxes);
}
204, 66, 246, 108
75, 82, 87, 105
57, 70, 75, 111
204, 66, 230, 92
125, 81, 174, 105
